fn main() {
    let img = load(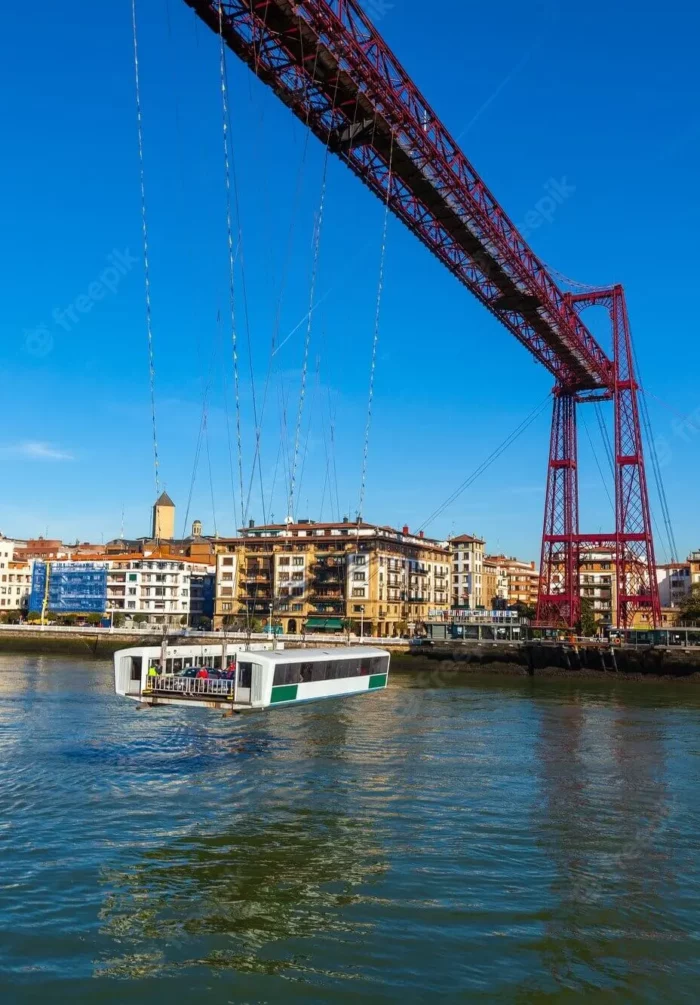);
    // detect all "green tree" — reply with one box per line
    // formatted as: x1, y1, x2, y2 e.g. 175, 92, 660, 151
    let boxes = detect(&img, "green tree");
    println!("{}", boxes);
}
85, 612, 103, 626
679, 585, 700, 625
512, 602, 537, 621
578, 597, 598, 637
132, 613, 148, 626
112, 612, 126, 629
